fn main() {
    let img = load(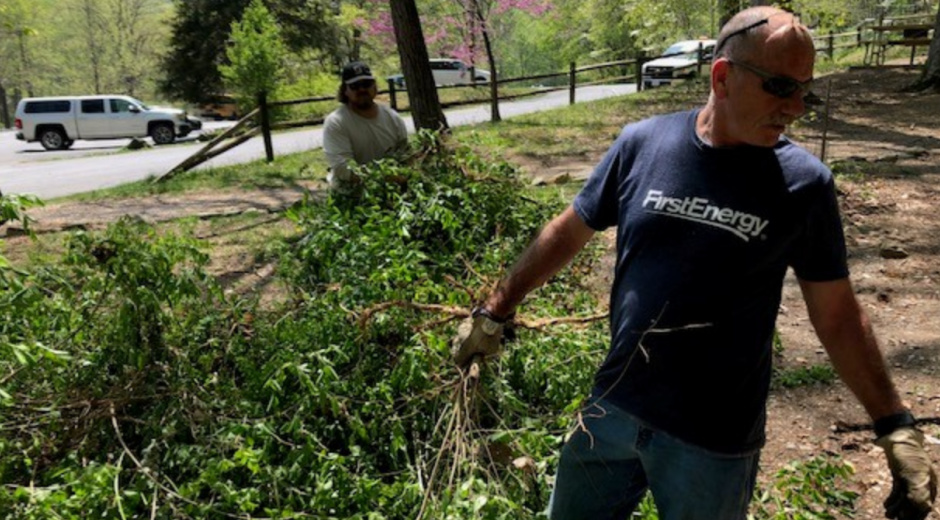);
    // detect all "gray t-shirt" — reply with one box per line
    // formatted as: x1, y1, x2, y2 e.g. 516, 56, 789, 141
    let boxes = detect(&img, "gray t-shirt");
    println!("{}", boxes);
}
323, 104, 408, 193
